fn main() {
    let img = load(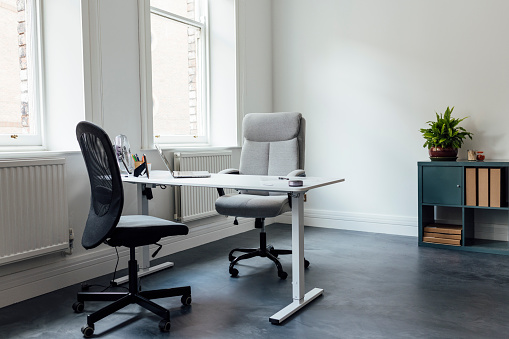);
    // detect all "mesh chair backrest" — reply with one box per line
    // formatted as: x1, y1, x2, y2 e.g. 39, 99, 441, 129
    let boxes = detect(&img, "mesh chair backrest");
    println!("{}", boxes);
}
76, 121, 124, 249
239, 112, 305, 176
